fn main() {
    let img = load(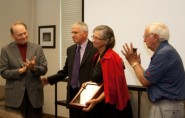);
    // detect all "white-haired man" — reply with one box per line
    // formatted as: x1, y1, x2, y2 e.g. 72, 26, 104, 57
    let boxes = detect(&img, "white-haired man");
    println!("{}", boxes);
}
122, 22, 185, 118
